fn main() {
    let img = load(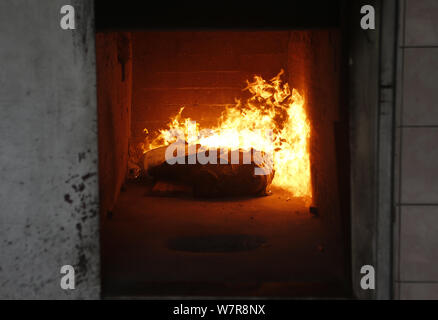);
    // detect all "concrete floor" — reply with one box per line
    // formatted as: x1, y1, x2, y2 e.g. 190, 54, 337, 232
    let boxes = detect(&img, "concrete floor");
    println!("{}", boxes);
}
102, 182, 348, 298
